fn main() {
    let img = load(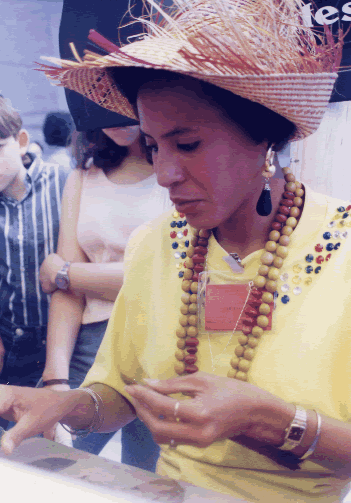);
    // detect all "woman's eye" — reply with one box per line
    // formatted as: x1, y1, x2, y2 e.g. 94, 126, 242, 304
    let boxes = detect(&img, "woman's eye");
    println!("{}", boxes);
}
177, 141, 200, 152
